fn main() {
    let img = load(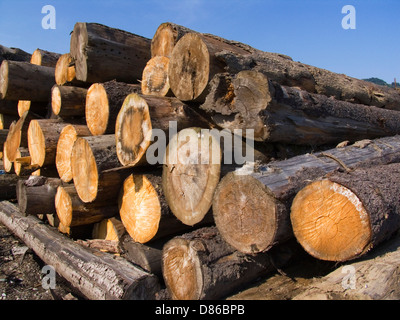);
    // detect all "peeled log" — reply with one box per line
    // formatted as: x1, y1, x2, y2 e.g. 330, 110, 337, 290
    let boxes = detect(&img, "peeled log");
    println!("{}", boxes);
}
52, 85, 88, 119
162, 227, 297, 300
205, 71, 400, 144
213, 135, 400, 254
115, 93, 212, 167
141, 56, 172, 97
0, 60, 55, 101
28, 119, 68, 167
85, 81, 141, 136
55, 184, 118, 228
56, 124, 91, 182
70, 22, 151, 83
291, 163, 400, 262
30, 49, 61, 68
